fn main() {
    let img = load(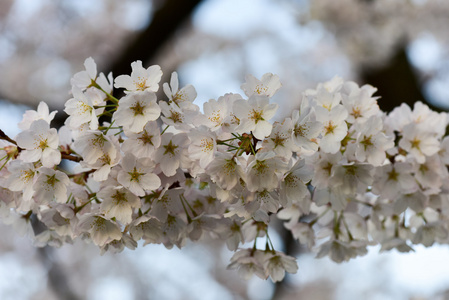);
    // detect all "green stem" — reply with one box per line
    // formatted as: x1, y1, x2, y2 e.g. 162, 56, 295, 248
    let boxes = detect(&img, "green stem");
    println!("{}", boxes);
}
309, 206, 331, 227
91, 81, 119, 104
161, 125, 170, 135
179, 195, 192, 223
102, 120, 116, 135
181, 194, 198, 218
0, 156, 10, 171
266, 229, 275, 252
